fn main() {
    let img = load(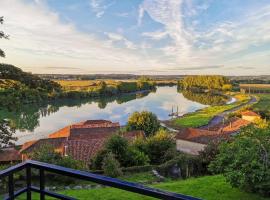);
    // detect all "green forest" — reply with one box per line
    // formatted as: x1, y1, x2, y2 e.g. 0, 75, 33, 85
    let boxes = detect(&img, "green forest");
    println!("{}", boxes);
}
180, 75, 232, 91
